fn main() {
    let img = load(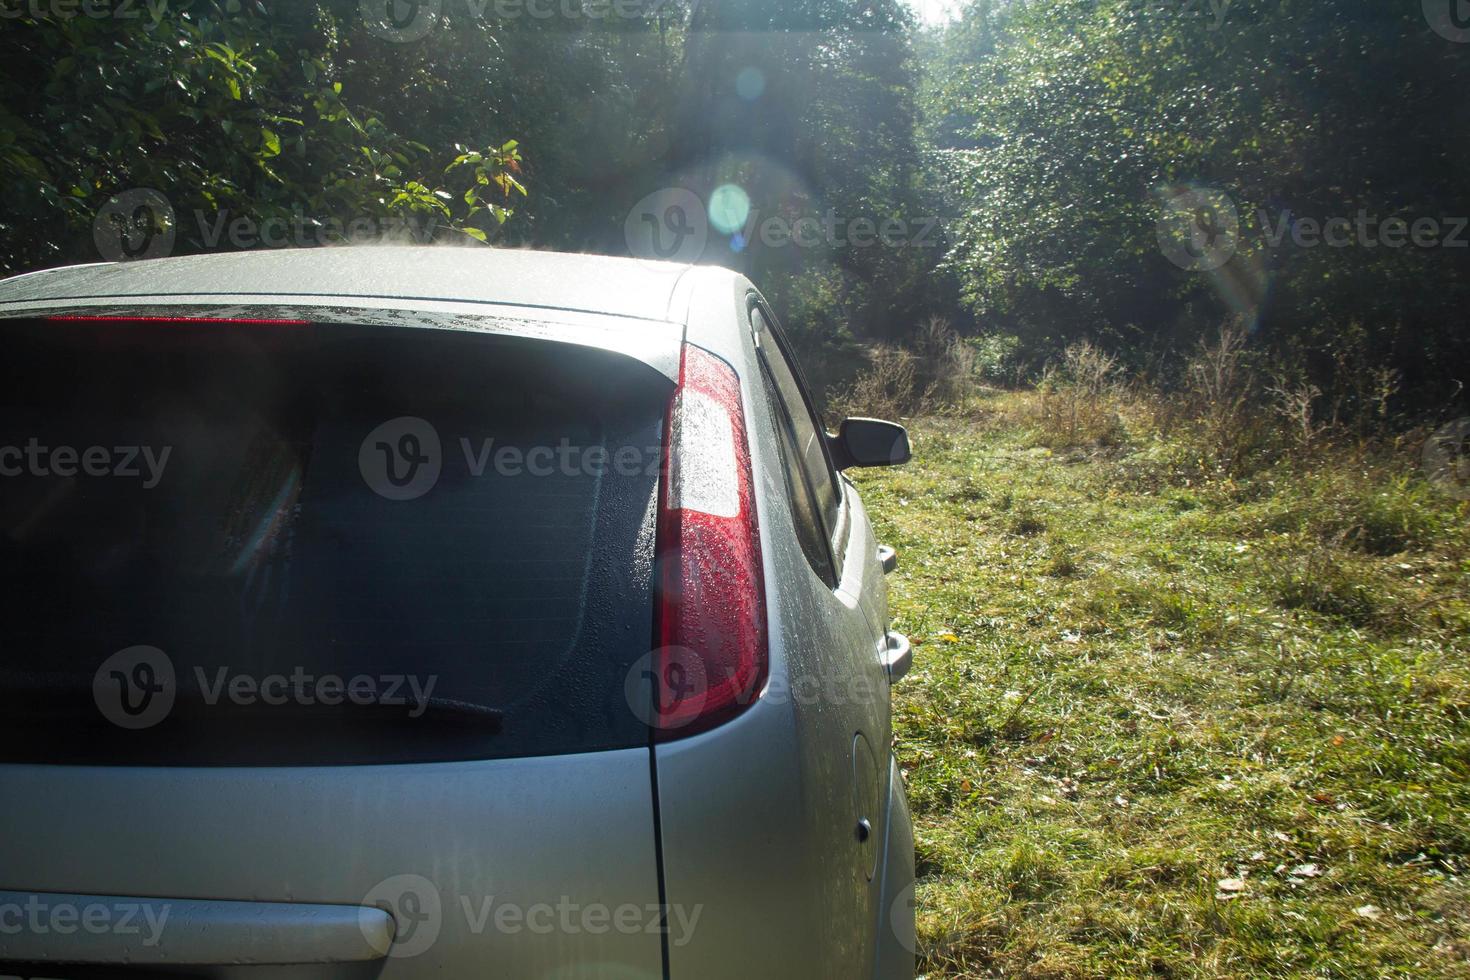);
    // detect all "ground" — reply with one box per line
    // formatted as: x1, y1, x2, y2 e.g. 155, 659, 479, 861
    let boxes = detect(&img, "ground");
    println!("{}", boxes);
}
850, 397, 1470, 978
